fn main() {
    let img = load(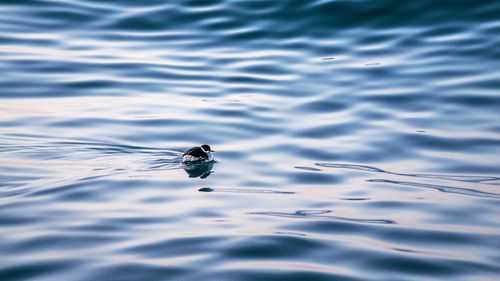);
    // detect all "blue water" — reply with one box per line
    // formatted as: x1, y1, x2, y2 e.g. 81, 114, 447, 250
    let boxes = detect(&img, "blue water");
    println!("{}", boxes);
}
1, 1, 500, 280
